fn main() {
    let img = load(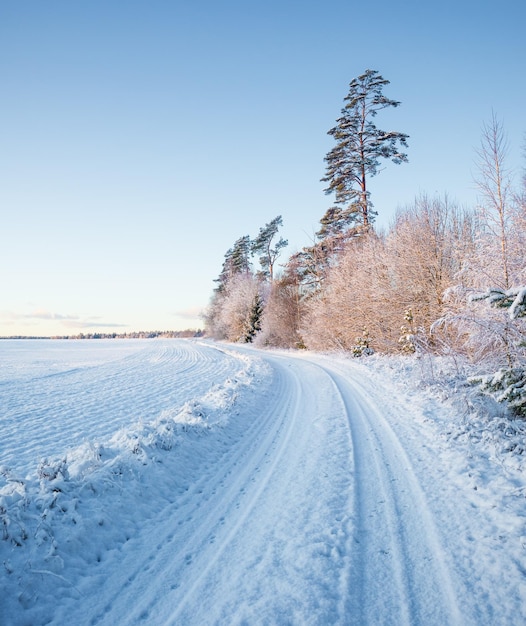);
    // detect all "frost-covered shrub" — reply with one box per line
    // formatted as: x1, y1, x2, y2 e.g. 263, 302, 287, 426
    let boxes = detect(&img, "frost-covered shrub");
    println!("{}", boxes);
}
472, 286, 526, 321
211, 274, 265, 343
0, 468, 29, 545
399, 309, 416, 354
352, 328, 374, 357
37, 457, 69, 483
470, 367, 526, 418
